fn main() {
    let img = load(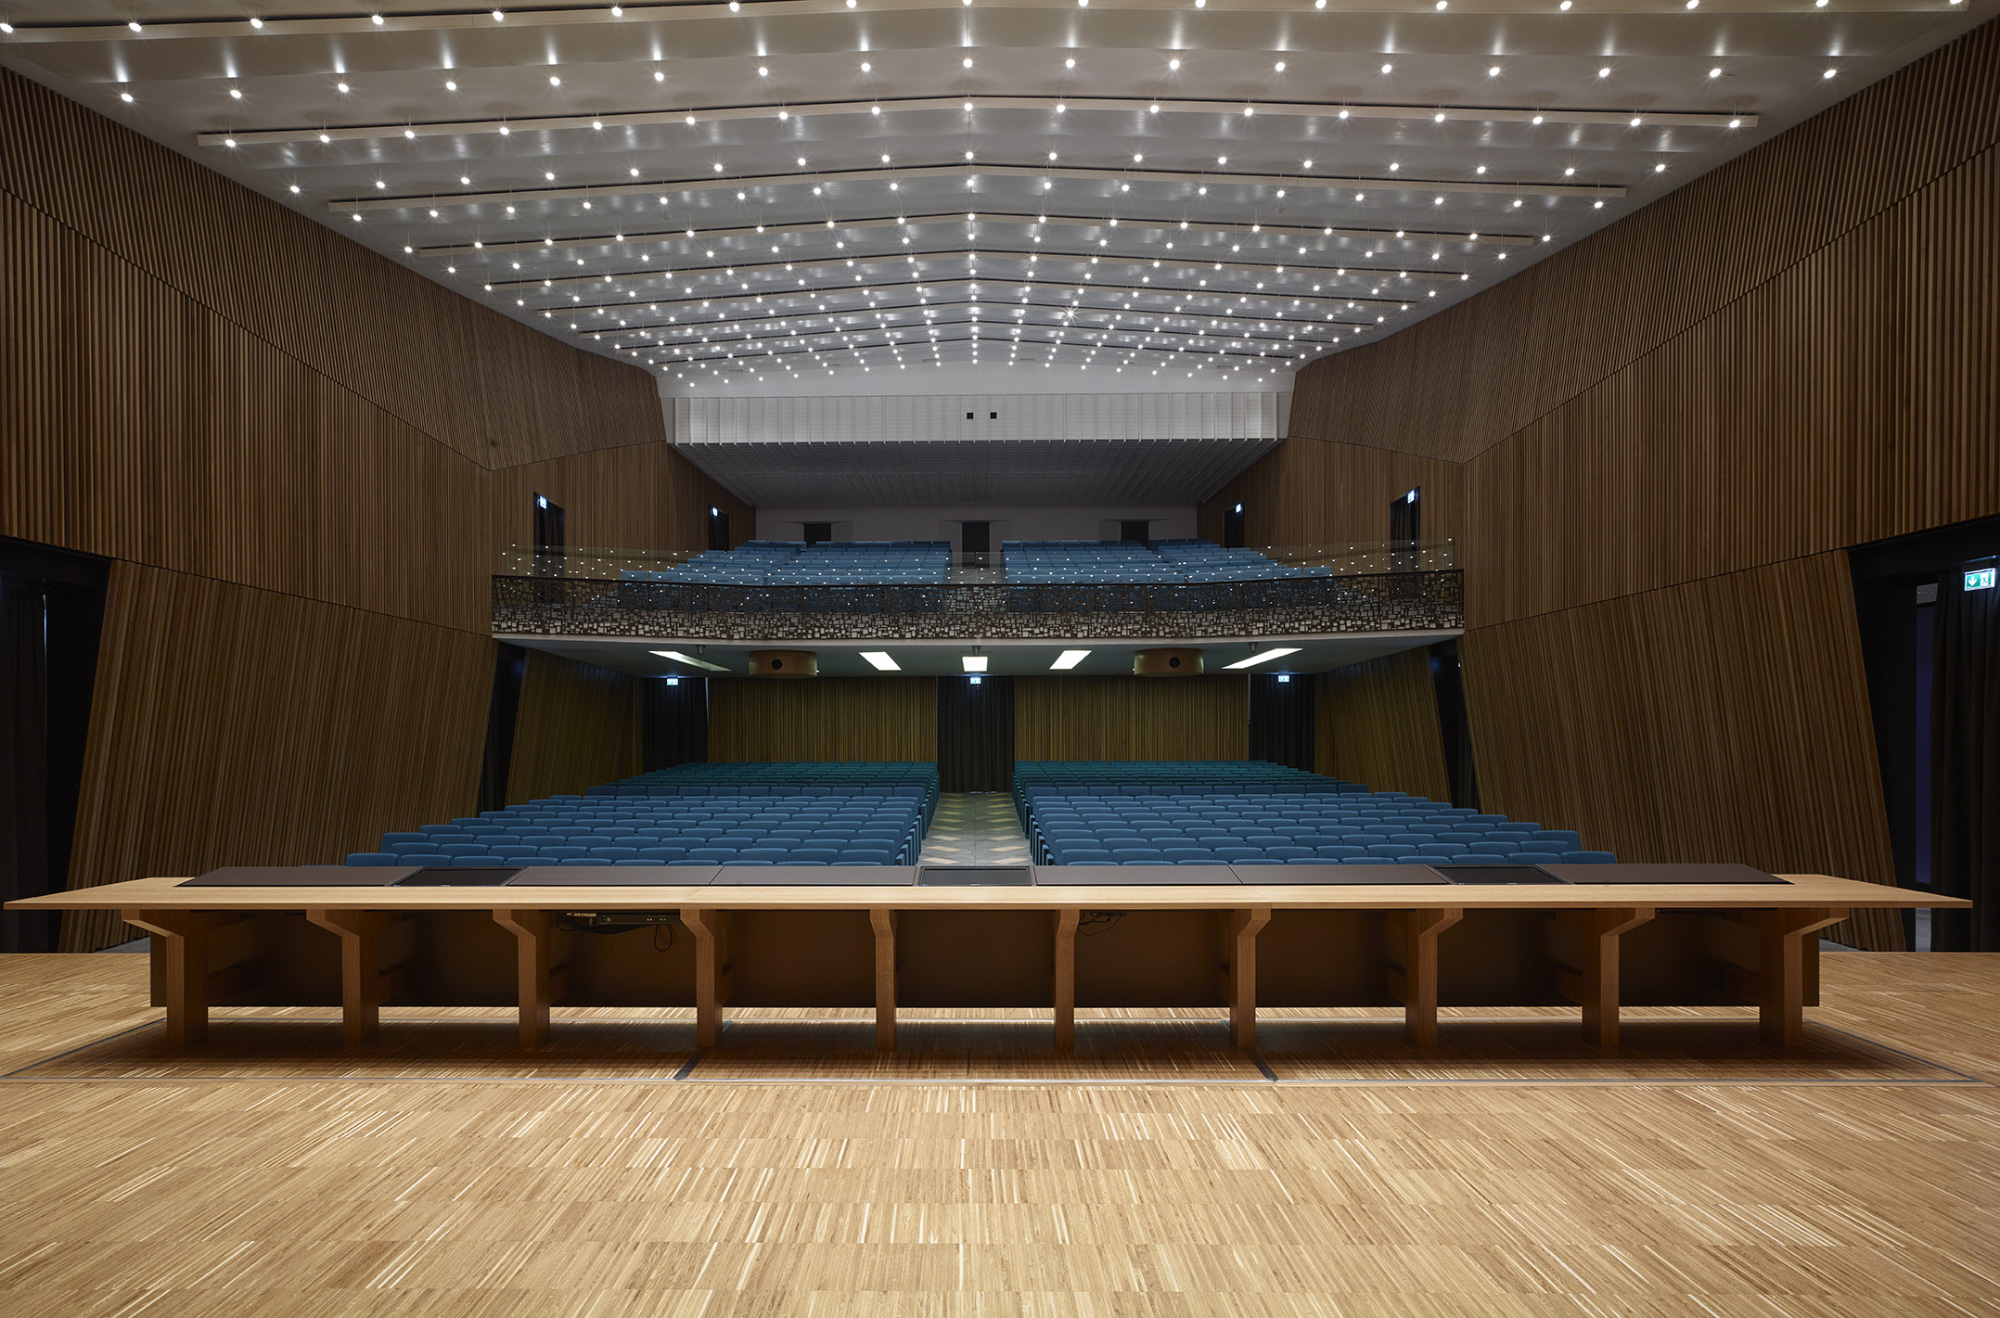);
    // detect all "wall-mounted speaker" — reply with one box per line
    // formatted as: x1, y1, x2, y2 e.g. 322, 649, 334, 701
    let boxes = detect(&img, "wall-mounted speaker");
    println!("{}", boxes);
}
1132, 648, 1204, 676
748, 650, 818, 678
